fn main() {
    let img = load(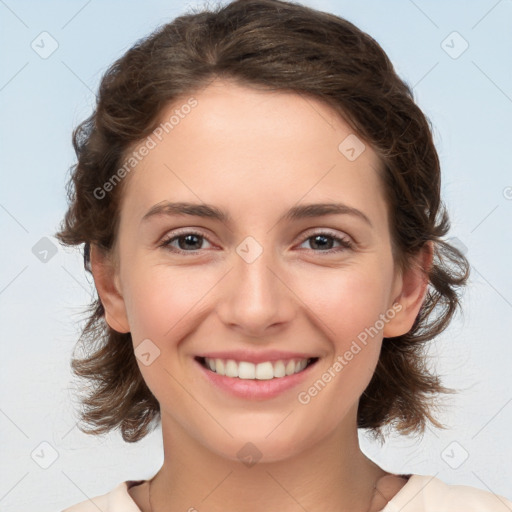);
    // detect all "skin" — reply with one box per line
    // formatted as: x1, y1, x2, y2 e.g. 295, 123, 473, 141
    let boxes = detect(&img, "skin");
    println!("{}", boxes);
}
91, 78, 432, 512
